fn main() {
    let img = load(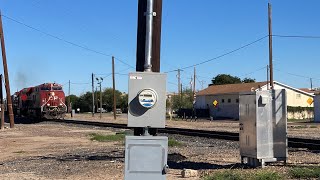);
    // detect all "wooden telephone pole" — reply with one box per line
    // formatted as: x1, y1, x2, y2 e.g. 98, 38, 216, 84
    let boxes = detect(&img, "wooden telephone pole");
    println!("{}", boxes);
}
135, 0, 162, 136
0, 12, 14, 128
112, 56, 116, 120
